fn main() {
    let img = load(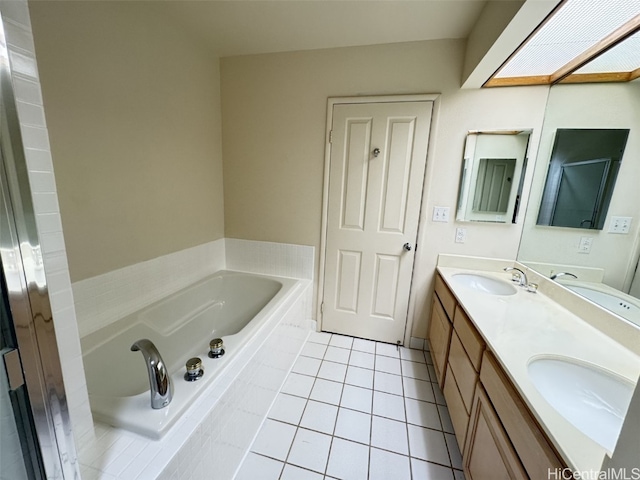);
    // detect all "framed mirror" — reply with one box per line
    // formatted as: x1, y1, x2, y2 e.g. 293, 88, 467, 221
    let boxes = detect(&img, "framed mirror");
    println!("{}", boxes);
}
456, 130, 531, 223
536, 128, 629, 230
